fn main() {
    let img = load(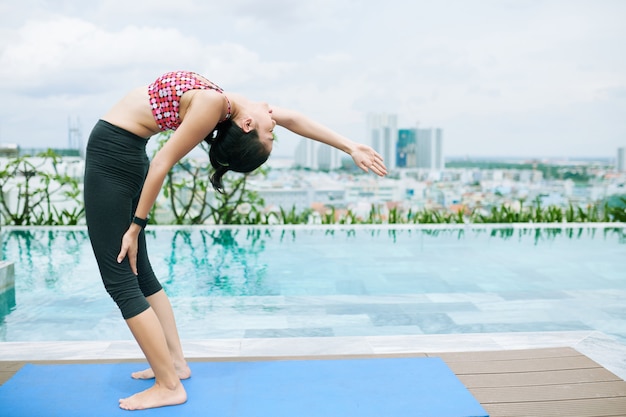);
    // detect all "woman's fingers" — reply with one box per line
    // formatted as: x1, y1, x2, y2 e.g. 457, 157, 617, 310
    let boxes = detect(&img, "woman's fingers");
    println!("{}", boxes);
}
117, 247, 127, 264
117, 234, 139, 275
